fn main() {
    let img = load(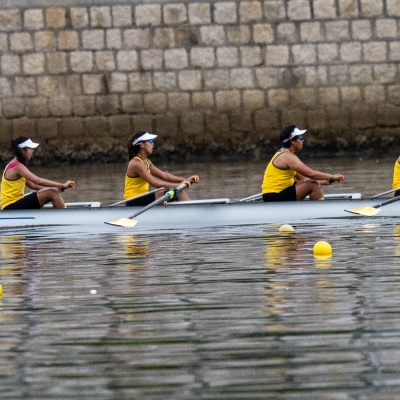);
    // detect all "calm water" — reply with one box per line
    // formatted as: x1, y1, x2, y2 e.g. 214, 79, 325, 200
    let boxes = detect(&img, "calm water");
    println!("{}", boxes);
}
1, 157, 400, 399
